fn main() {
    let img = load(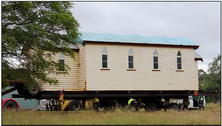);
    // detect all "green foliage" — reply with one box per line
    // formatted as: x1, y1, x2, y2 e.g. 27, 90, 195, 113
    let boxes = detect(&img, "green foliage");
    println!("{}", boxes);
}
198, 69, 207, 90
2, 2, 80, 89
201, 55, 221, 103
